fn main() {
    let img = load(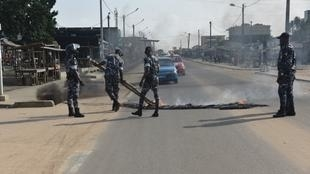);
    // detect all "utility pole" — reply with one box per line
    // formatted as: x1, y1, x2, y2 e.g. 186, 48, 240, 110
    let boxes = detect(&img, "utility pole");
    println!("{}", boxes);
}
107, 12, 110, 28
122, 15, 125, 37
285, 0, 290, 32
114, 8, 118, 28
187, 33, 191, 49
198, 29, 200, 46
99, 0, 105, 59
242, 3, 245, 42
107, 12, 111, 45
122, 8, 139, 38
132, 19, 144, 37
209, 21, 212, 48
